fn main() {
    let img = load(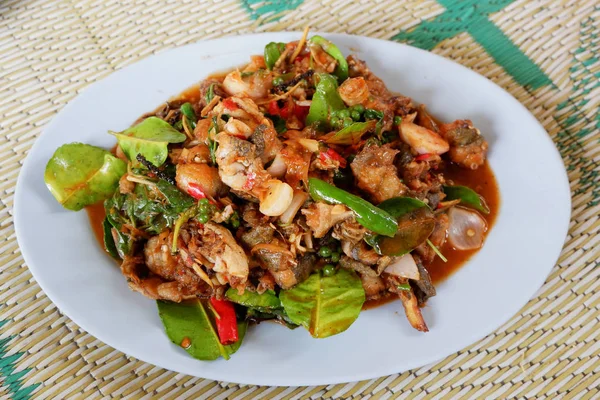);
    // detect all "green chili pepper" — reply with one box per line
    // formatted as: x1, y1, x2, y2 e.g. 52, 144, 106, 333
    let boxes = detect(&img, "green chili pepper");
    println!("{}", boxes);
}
264, 42, 286, 70
309, 35, 349, 81
180, 103, 197, 129
305, 74, 346, 128
308, 178, 398, 237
